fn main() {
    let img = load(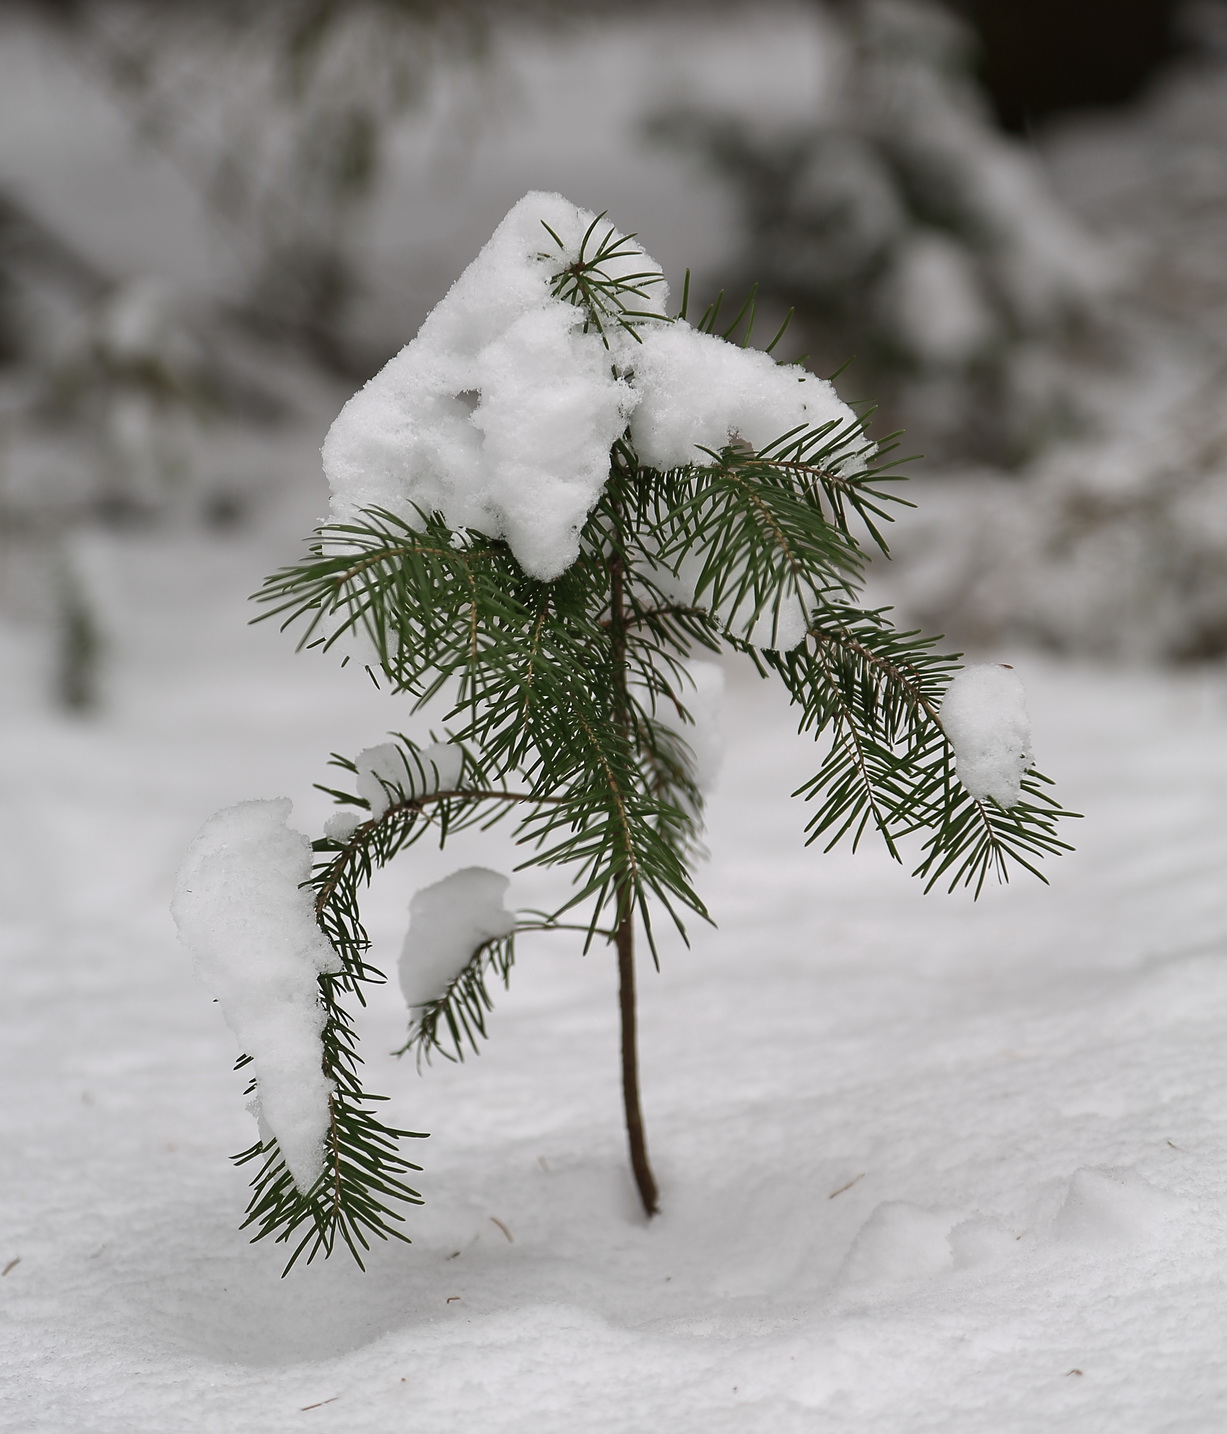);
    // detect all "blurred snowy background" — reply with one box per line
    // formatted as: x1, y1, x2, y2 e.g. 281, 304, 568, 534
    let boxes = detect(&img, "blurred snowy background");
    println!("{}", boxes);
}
4, 0, 1227, 695
7, 3, 1227, 1430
